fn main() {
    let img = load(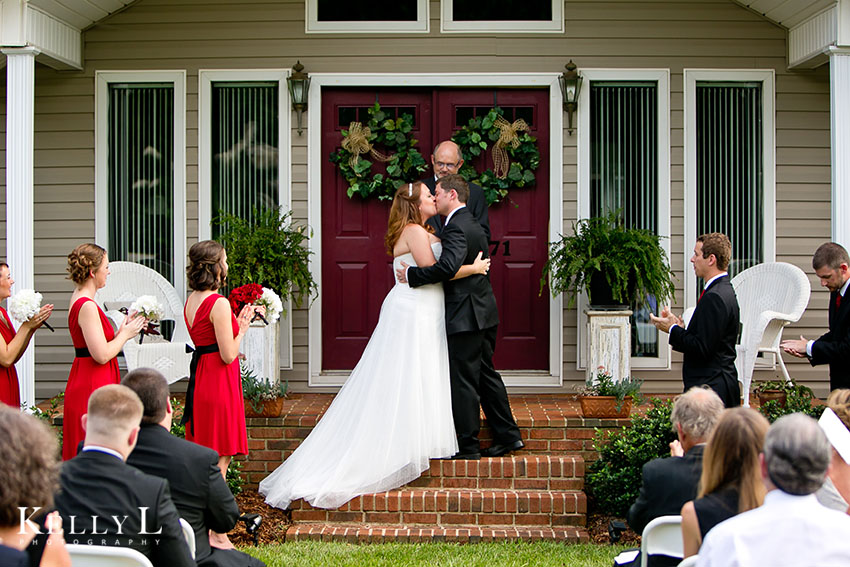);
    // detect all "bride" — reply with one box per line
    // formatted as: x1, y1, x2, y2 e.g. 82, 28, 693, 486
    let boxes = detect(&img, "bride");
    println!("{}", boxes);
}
259, 181, 489, 510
